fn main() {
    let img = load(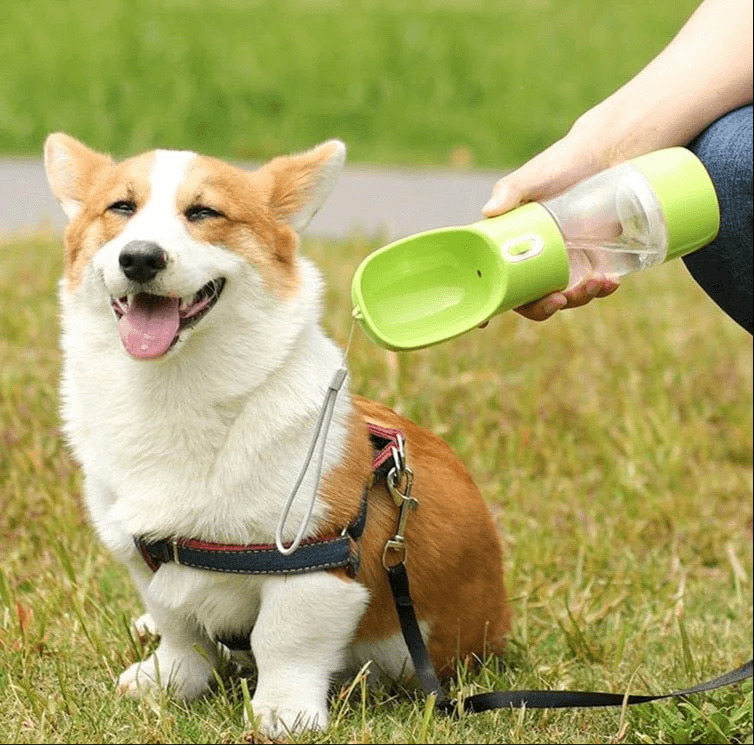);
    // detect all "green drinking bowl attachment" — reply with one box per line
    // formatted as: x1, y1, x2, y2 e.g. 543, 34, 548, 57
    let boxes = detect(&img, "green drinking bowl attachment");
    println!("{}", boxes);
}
351, 202, 569, 351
